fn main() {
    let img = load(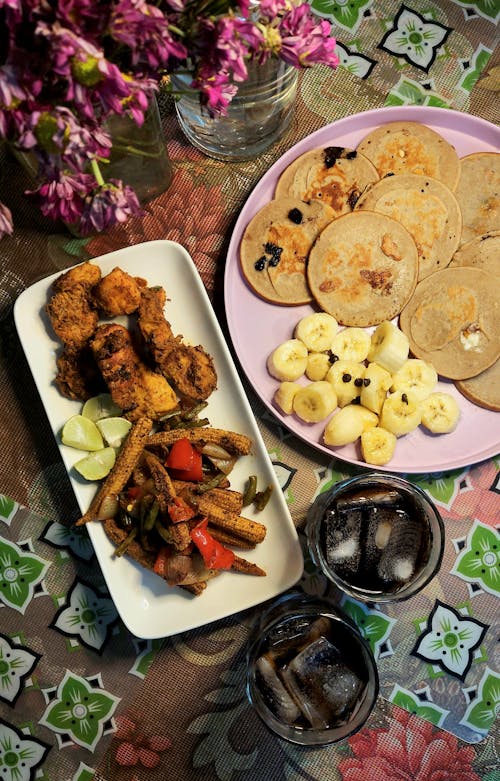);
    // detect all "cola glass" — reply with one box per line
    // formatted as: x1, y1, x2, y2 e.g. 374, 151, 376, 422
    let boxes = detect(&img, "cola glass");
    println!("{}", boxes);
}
307, 472, 445, 603
246, 592, 379, 745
